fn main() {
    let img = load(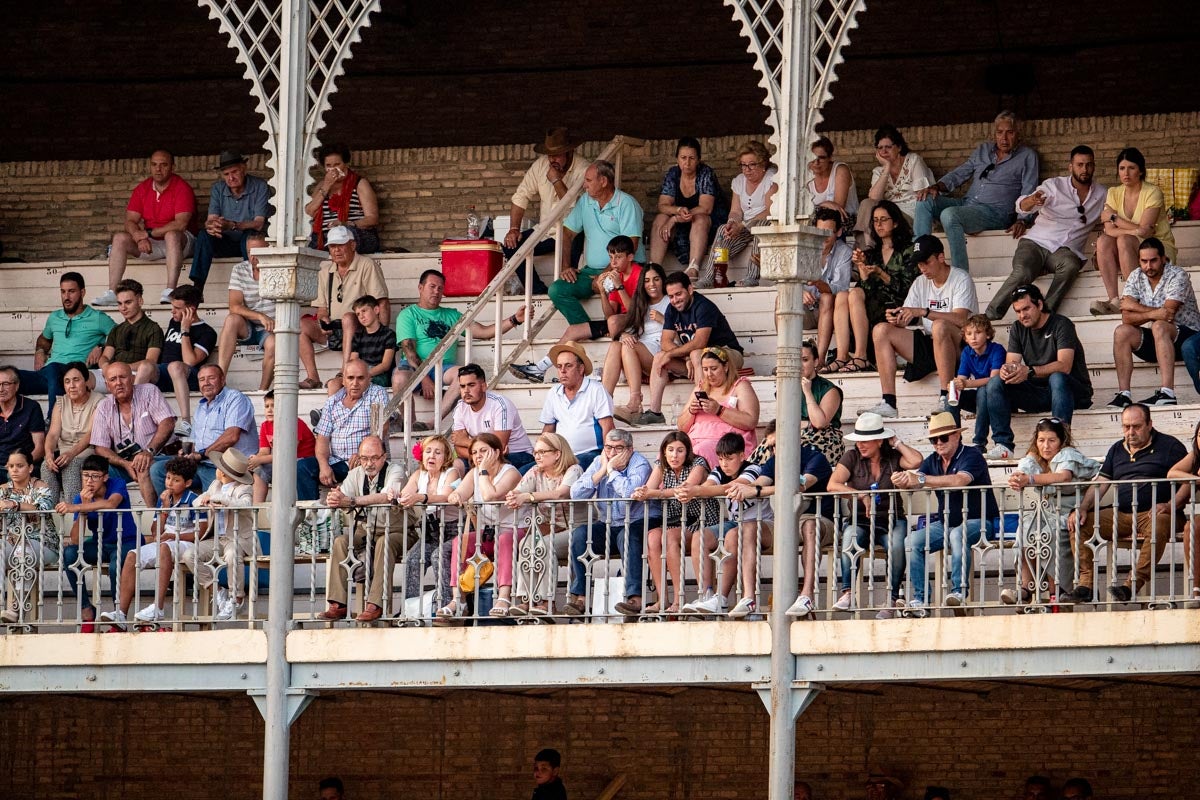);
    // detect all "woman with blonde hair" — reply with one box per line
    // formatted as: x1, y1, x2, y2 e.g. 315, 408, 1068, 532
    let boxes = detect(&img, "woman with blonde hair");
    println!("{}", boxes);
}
678, 346, 760, 469
504, 432, 583, 618
392, 434, 461, 611
693, 141, 777, 288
